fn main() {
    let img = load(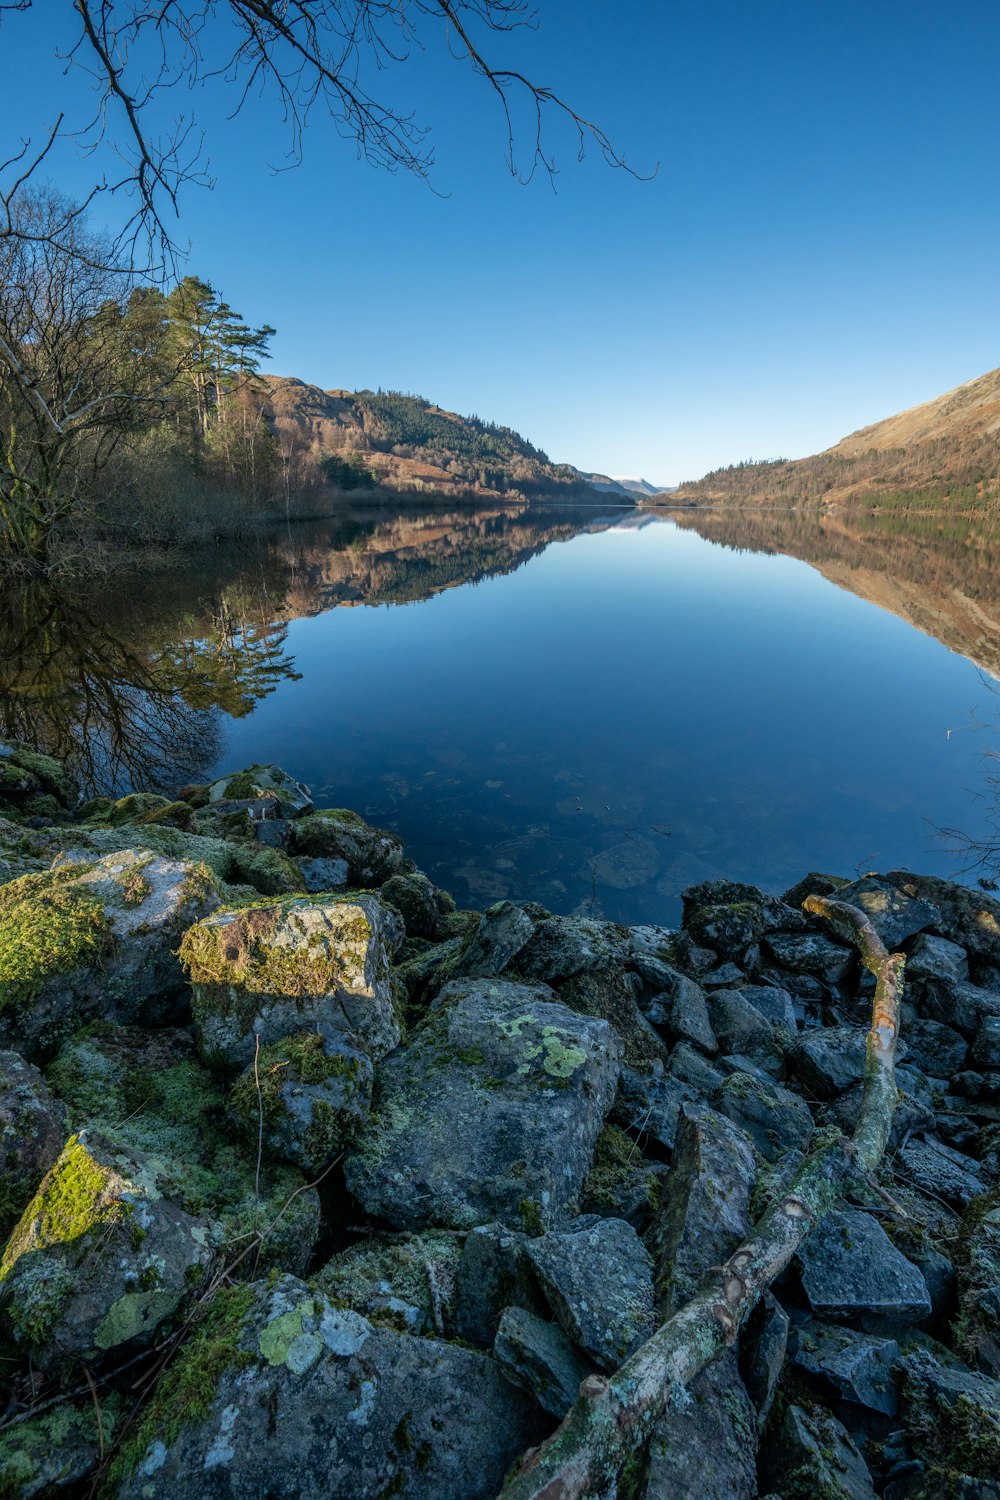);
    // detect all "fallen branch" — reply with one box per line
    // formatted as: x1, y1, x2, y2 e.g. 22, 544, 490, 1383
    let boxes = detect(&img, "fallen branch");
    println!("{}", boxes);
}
499, 896, 905, 1500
